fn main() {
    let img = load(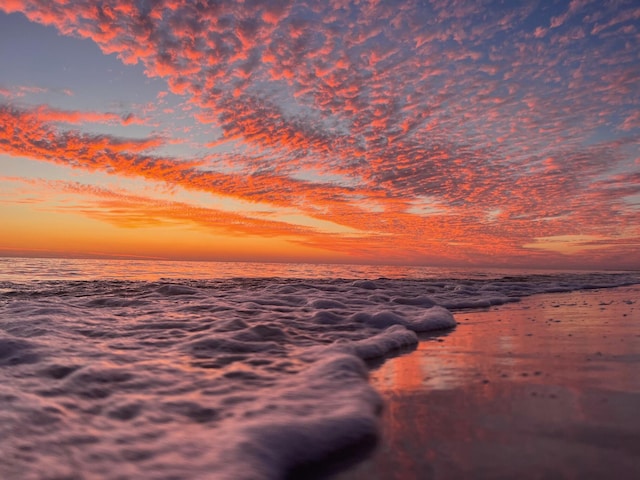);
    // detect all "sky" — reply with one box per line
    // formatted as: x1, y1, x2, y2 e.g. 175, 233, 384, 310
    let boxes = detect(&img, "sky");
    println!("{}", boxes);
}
0, 0, 639, 269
